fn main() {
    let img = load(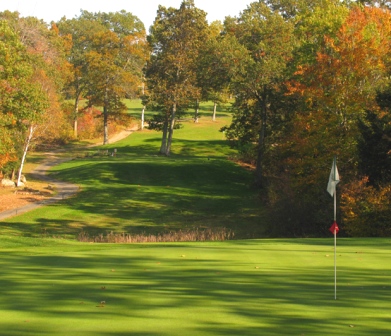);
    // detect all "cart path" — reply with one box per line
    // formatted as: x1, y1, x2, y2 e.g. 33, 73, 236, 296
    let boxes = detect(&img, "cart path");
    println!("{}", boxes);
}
0, 127, 137, 221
